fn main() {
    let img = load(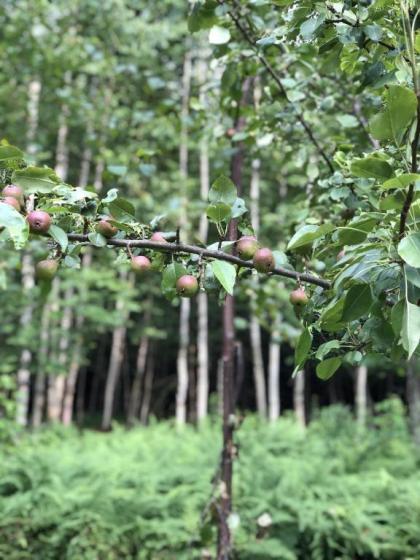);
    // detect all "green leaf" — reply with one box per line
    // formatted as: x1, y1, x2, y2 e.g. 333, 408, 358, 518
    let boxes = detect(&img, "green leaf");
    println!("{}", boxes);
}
206, 202, 231, 224
315, 340, 340, 360
294, 327, 312, 368
369, 85, 417, 145
382, 174, 420, 190
208, 25, 230, 44
210, 261, 236, 295
188, 1, 217, 32
108, 198, 135, 220
0, 145, 24, 162
231, 197, 247, 219
209, 175, 237, 205
398, 233, 420, 268
351, 156, 393, 180
401, 301, 420, 358
48, 225, 68, 252
337, 215, 379, 245
319, 297, 346, 332
316, 357, 342, 380
161, 263, 188, 300
107, 165, 127, 176
12, 166, 59, 194
342, 284, 373, 322
88, 232, 107, 247
391, 299, 404, 336
0, 202, 29, 248
287, 223, 334, 250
